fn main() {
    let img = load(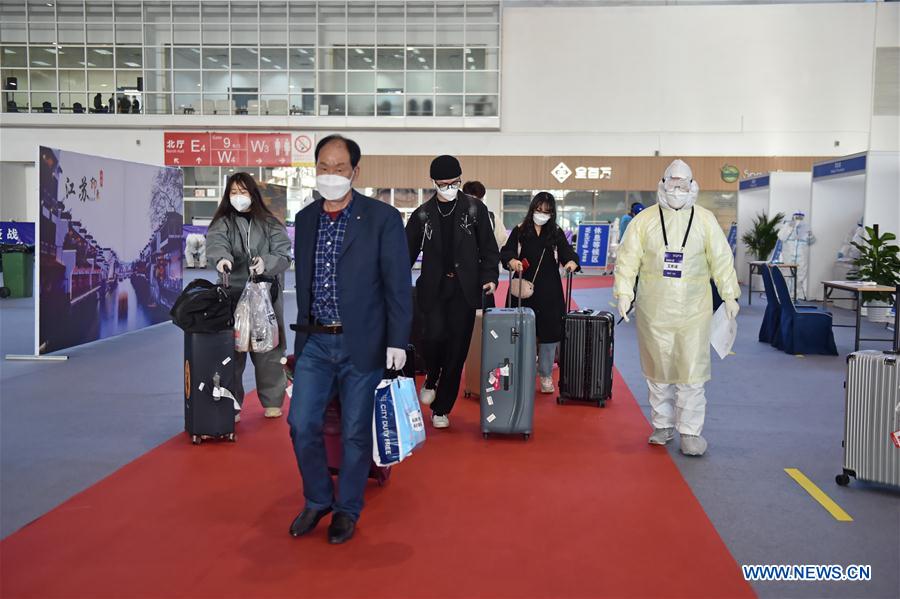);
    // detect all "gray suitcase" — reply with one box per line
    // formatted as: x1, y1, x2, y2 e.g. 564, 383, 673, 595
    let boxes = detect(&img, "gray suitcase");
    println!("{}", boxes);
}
479, 272, 536, 440
836, 287, 900, 489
